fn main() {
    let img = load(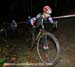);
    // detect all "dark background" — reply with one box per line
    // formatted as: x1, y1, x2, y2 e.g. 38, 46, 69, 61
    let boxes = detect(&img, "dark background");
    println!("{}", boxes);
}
0, 0, 75, 22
